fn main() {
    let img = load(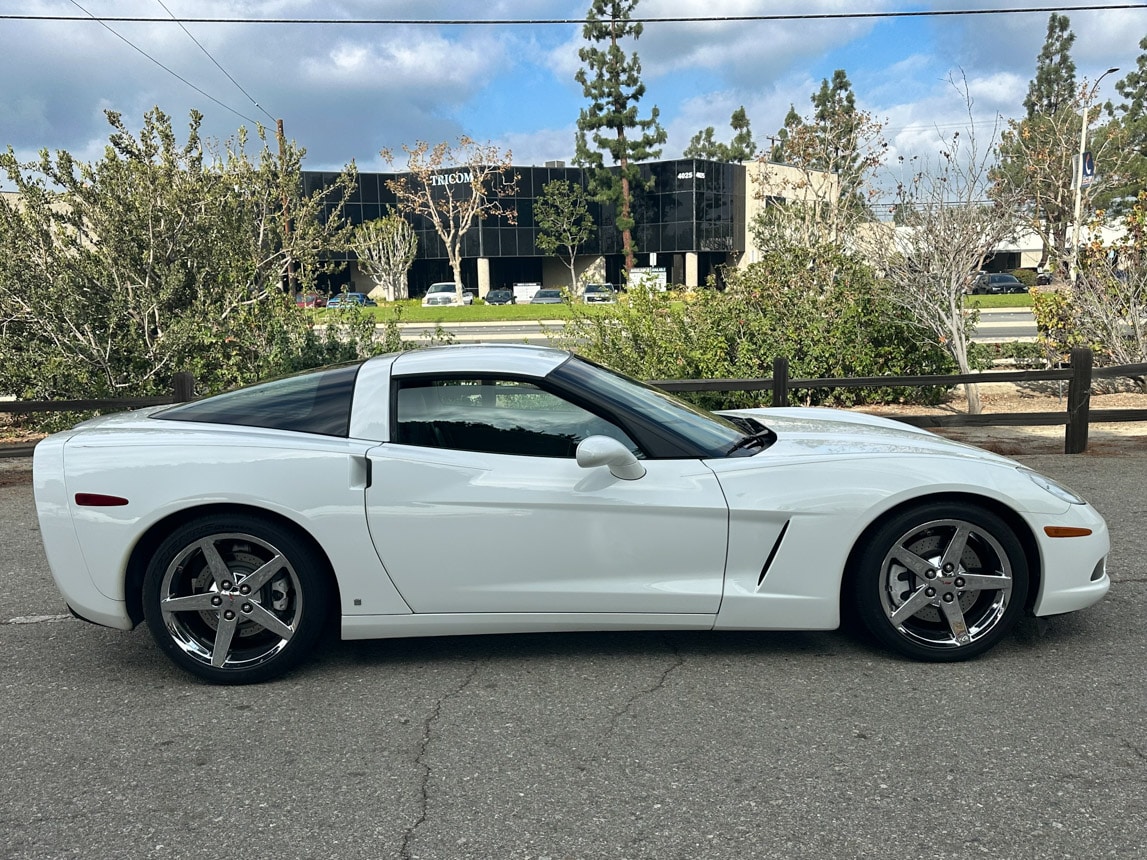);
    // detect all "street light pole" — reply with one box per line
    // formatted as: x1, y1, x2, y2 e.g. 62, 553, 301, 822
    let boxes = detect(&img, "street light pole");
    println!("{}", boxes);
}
1070, 67, 1119, 285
